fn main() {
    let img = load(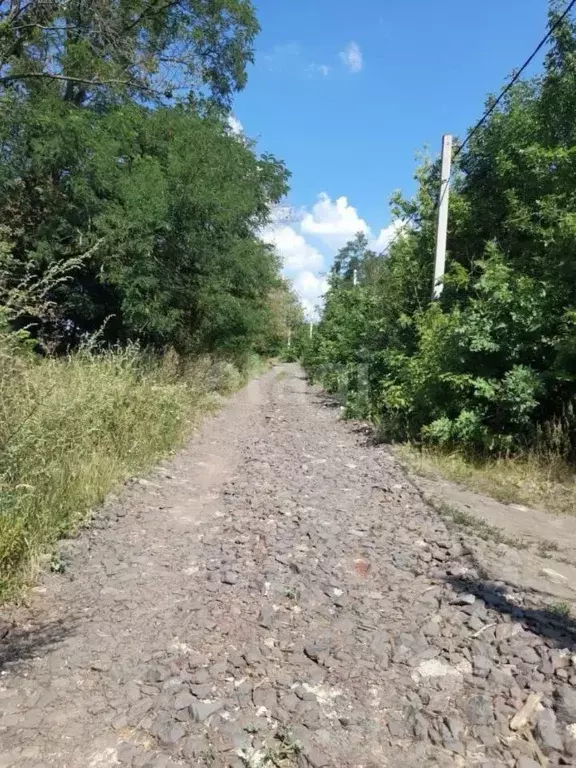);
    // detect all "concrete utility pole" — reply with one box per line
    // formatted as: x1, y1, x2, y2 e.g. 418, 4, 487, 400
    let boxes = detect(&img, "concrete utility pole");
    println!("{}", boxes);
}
432, 134, 453, 299
287, 326, 291, 349
309, 321, 314, 340
353, 268, 358, 287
